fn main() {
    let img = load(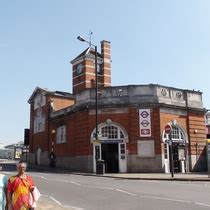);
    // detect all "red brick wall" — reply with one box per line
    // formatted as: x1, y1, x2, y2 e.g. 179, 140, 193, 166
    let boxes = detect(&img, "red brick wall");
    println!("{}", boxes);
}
50, 109, 92, 156
50, 96, 75, 111
187, 112, 206, 156
160, 111, 206, 156
31, 104, 206, 159
30, 95, 74, 153
50, 108, 131, 156
29, 102, 50, 153
49, 107, 161, 156
101, 41, 111, 86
